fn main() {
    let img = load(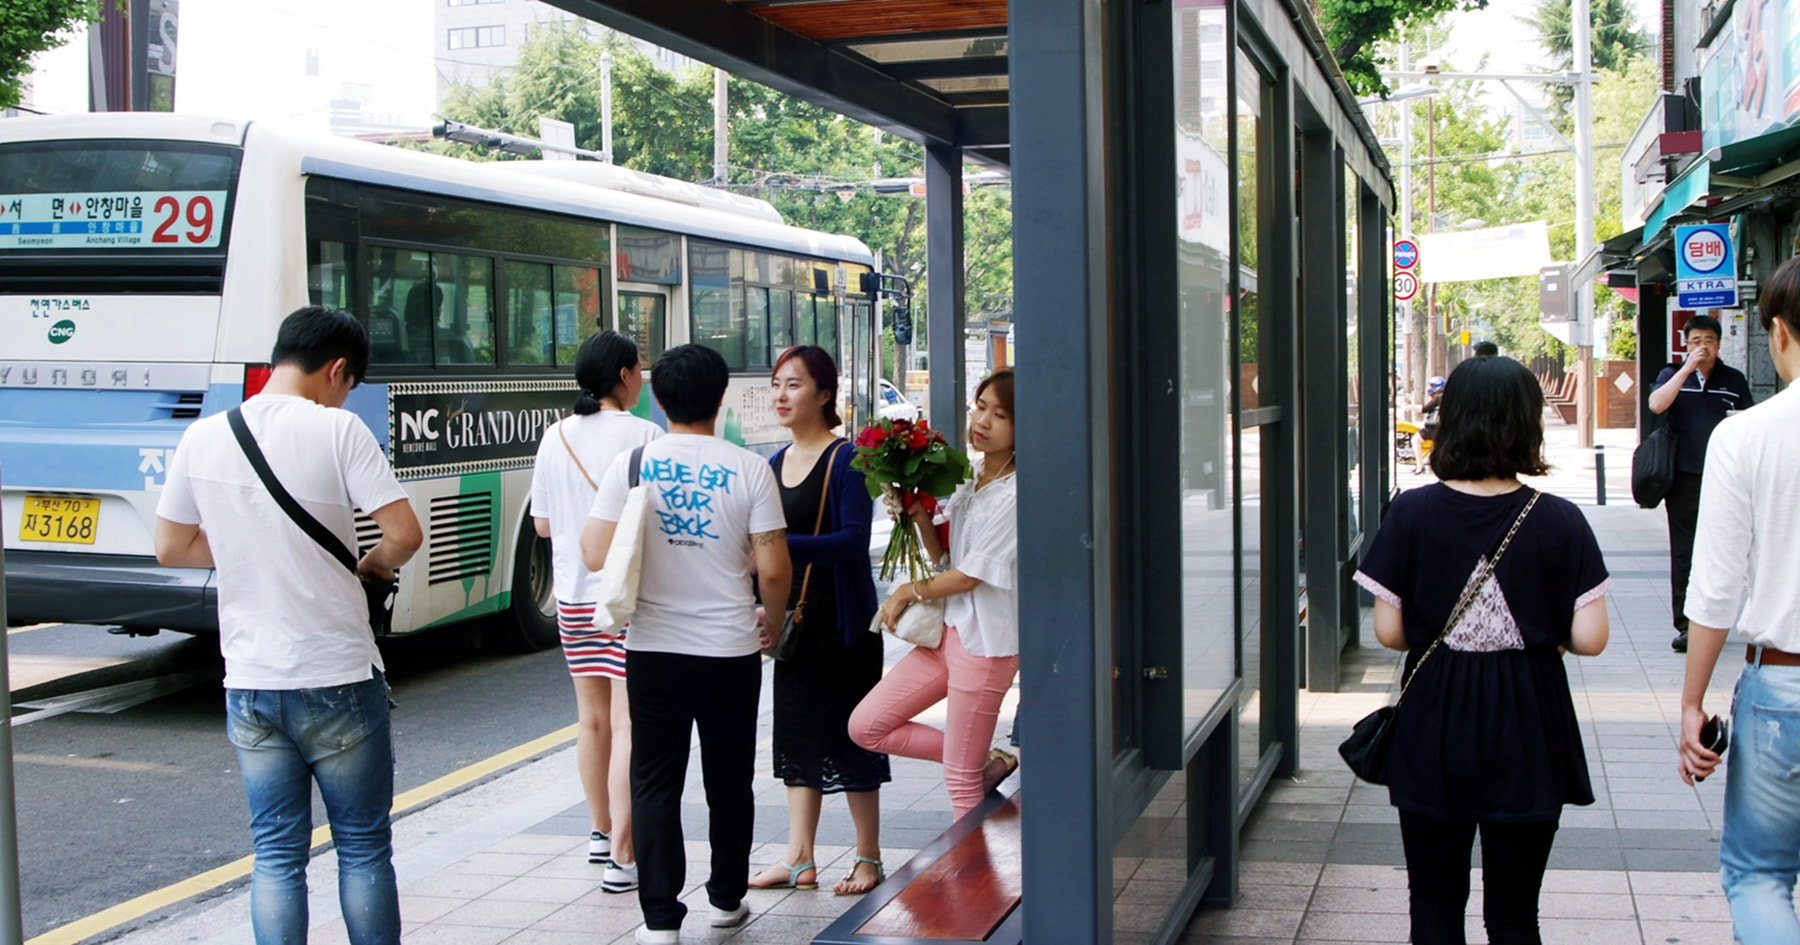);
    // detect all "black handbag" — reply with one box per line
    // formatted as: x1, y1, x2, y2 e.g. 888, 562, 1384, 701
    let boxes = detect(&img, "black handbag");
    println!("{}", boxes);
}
227, 406, 399, 637
1631, 415, 1677, 509
1339, 490, 1540, 784
773, 441, 844, 662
